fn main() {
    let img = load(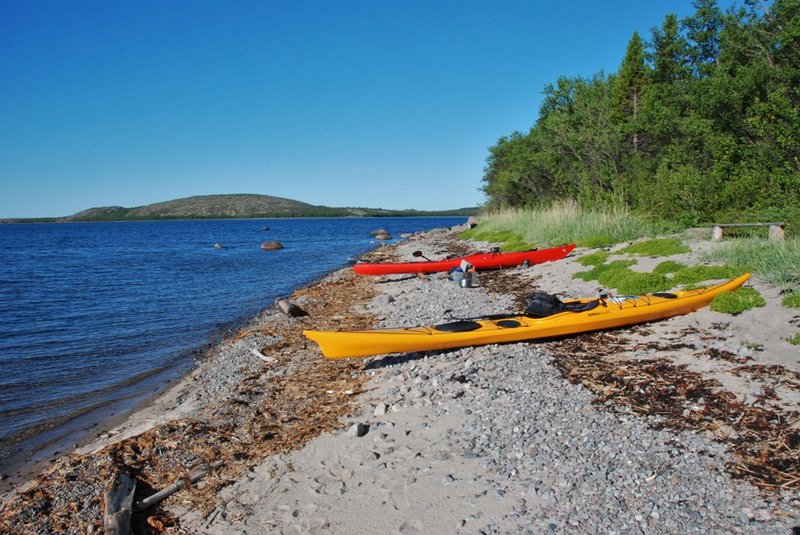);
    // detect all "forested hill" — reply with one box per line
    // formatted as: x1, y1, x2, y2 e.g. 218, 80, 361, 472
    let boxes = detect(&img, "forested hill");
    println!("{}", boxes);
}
41, 194, 476, 222
482, 0, 800, 225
